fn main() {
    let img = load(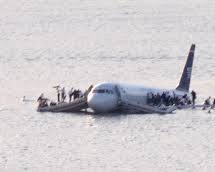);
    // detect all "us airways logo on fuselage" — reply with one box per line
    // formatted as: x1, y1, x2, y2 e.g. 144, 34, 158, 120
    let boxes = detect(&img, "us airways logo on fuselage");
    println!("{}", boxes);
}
186, 67, 192, 79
